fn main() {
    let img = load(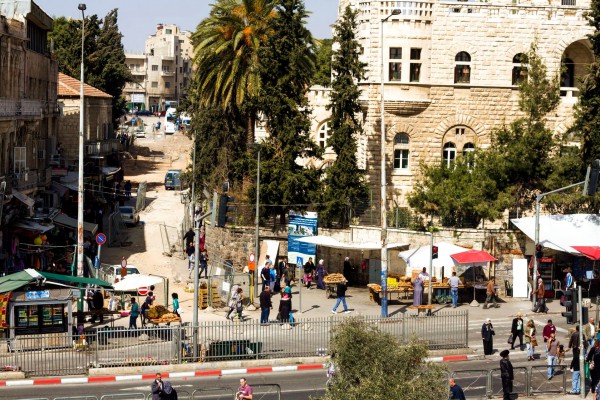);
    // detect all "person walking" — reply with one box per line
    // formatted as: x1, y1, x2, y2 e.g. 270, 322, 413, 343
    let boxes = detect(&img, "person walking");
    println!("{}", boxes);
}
260, 262, 271, 292
584, 318, 596, 349
278, 257, 288, 284
448, 378, 466, 400
316, 259, 328, 290
171, 292, 180, 316
151, 373, 164, 400
482, 318, 495, 355
259, 286, 272, 324
510, 312, 525, 351
269, 263, 277, 293
278, 292, 292, 324
413, 268, 428, 306
185, 242, 195, 276
542, 319, 556, 357
547, 332, 560, 380
236, 377, 253, 400
183, 228, 195, 249
533, 278, 548, 313
524, 319, 537, 361
226, 287, 244, 321
129, 297, 139, 329
332, 279, 351, 314
303, 257, 315, 289
483, 277, 498, 309
500, 350, 514, 400
199, 249, 209, 279
448, 271, 461, 308
568, 325, 581, 394
588, 340, 600, 397
141, 292, 153, 327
